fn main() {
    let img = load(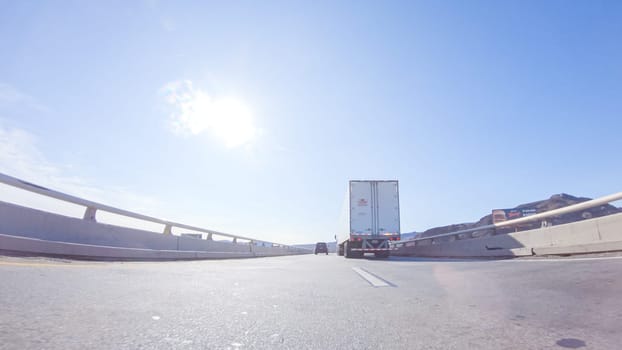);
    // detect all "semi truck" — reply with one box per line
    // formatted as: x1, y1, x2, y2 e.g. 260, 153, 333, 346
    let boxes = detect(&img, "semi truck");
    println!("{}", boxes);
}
337, 180, 400, 259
